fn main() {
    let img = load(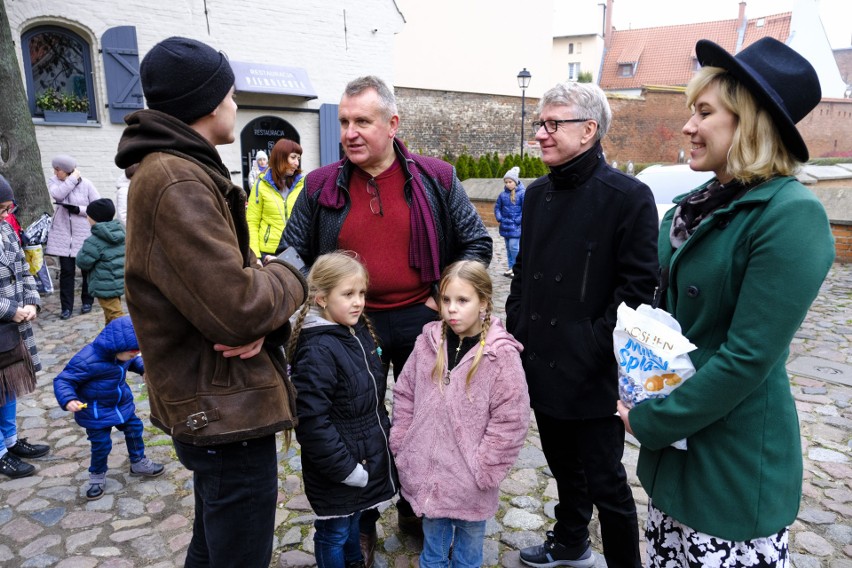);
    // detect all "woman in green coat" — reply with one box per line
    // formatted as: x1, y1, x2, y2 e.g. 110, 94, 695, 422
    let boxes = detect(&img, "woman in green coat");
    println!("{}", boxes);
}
617, 38, 835, 567
246, 138, 304, 261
